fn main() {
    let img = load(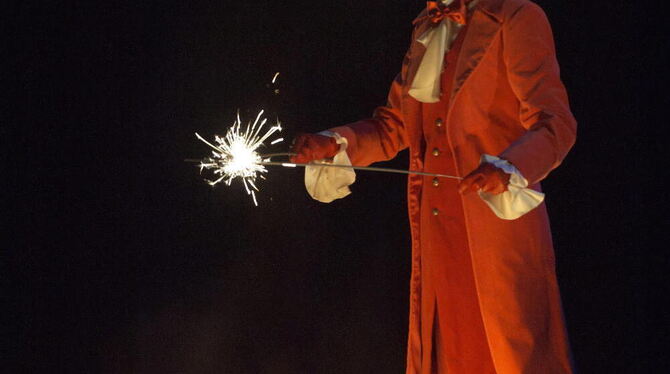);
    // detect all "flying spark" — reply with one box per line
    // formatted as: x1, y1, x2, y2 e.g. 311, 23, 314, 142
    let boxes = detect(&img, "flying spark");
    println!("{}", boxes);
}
195, 110, 284, 206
